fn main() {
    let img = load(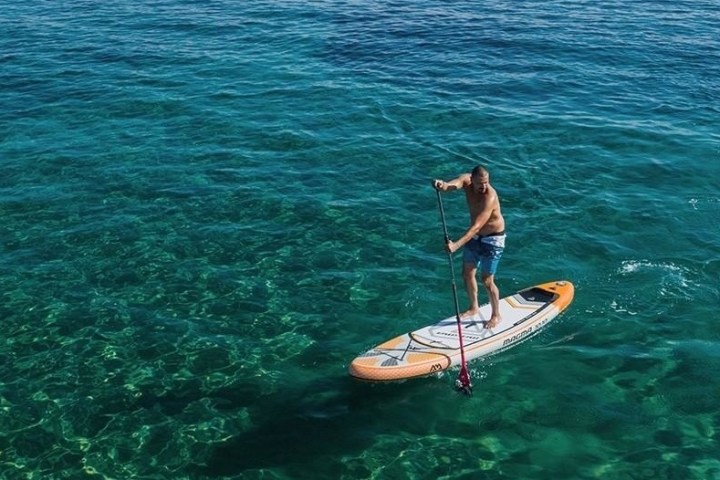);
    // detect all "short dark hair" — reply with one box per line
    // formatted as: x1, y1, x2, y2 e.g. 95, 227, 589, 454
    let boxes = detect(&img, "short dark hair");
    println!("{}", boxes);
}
471, 165, 488, 178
